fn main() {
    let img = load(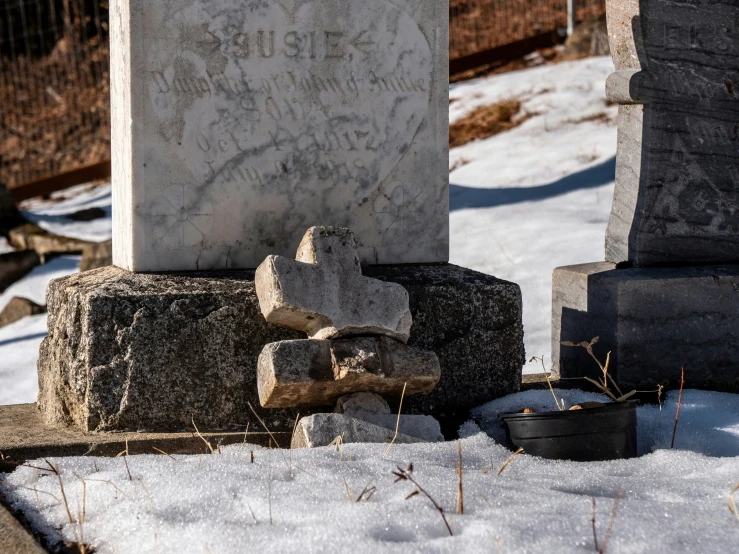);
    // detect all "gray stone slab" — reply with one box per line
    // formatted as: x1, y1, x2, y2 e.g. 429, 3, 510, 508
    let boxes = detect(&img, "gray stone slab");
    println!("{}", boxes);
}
111, 0, 449, 271
257, 337, 440, 408
0, 404, 286, 465
291, 412, 442, 448
552, 262, 739, 389
38, 263, 523, 432
0, 503, 45, 554
335, 392, 391, 415
256, 226, 412, 341
604, 0, 739, 266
